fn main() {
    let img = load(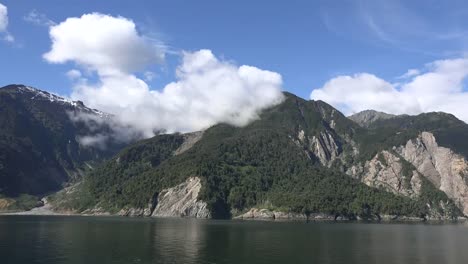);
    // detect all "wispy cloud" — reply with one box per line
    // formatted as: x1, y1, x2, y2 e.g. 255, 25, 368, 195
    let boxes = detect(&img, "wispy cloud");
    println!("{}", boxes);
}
320, 0, 468, 56
362, 13, 399, 45
397, 68, 420, 79
23, 9, 56, 27
143, 71, 156, 82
